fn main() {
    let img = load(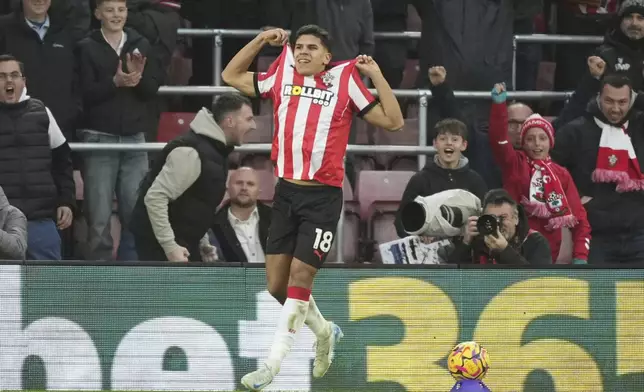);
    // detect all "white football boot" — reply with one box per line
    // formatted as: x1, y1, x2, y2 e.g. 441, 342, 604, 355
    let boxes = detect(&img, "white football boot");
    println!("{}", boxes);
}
241, 363, 276, 391
312, 321, 344, 378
